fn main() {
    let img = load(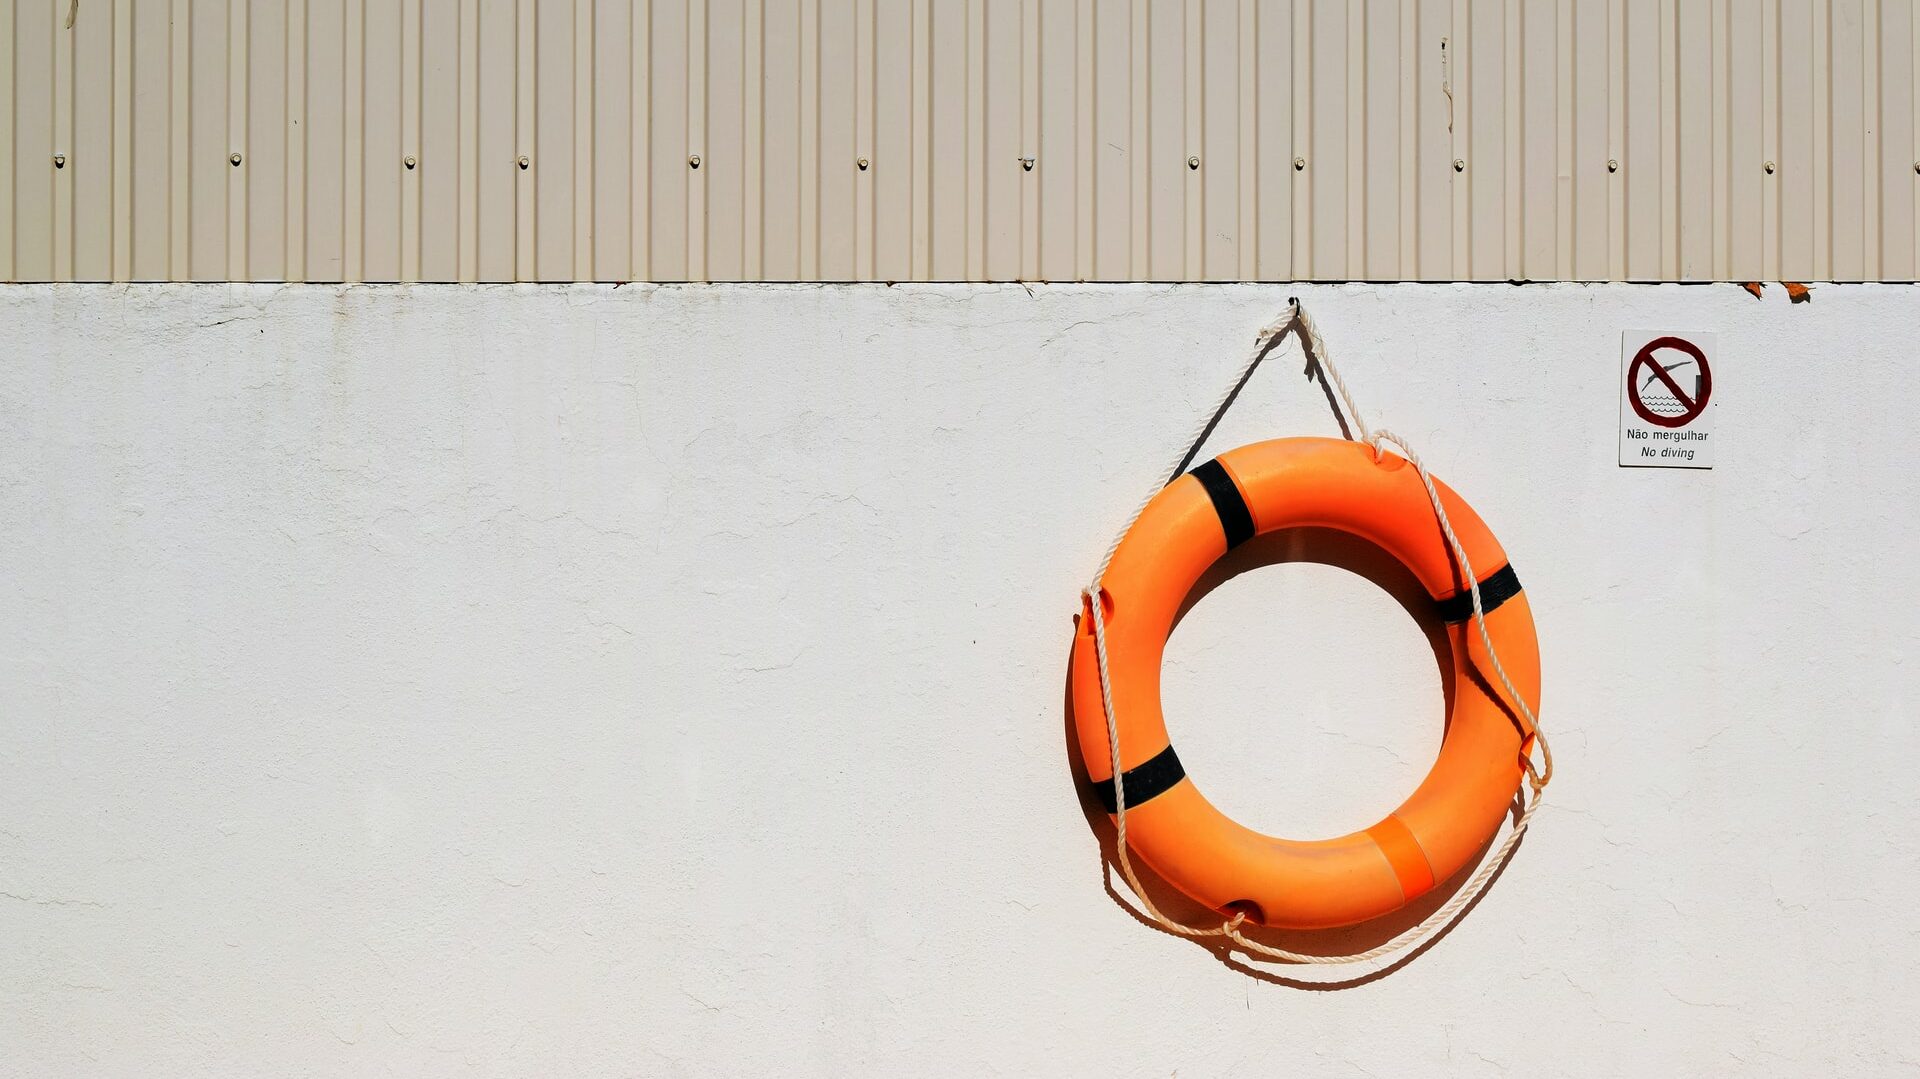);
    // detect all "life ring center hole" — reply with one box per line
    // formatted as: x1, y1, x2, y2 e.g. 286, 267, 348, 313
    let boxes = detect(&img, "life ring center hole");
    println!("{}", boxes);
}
1161, 547, 1447, 842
